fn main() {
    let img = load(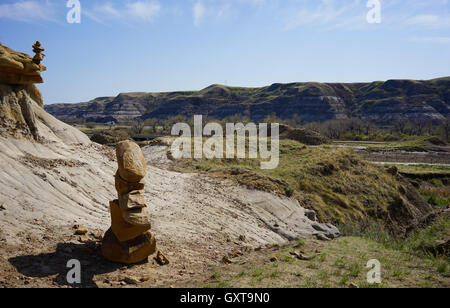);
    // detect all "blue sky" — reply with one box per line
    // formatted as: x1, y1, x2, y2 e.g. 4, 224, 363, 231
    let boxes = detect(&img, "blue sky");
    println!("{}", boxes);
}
1, 0, 449, 104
